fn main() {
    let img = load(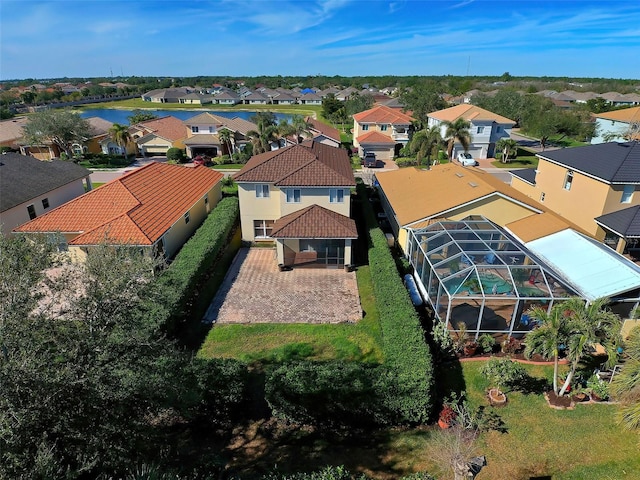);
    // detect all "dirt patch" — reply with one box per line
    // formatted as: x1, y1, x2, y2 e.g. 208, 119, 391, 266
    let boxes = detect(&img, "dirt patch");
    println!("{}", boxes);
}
545, 391, 574, 409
